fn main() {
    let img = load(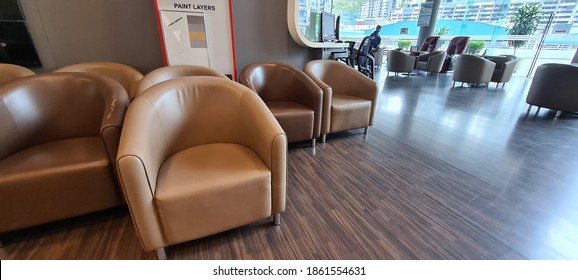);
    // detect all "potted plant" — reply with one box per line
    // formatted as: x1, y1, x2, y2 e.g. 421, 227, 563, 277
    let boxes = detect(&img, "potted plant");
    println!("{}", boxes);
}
466, 40, 485, 55
397, 40, 411, 50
